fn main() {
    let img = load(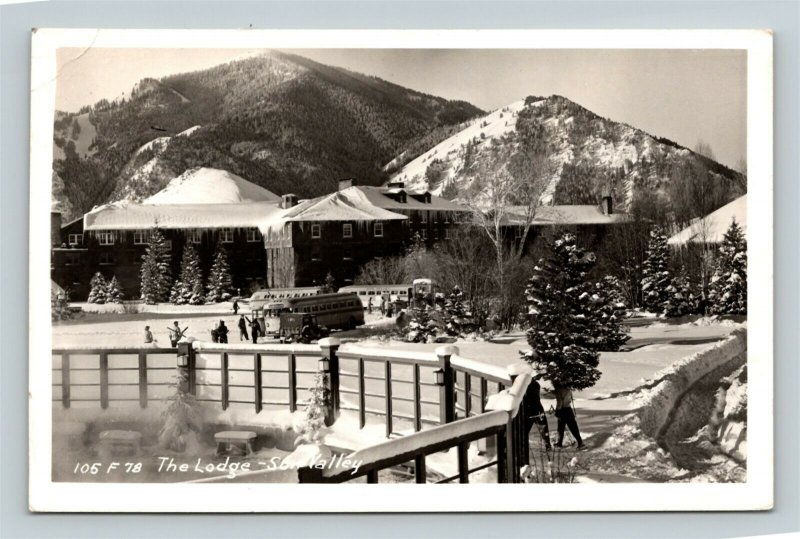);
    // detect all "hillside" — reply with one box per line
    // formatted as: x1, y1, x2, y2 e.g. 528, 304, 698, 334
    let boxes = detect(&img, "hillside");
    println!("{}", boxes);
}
390, 95, 746, 223
52, 52, 483, 221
